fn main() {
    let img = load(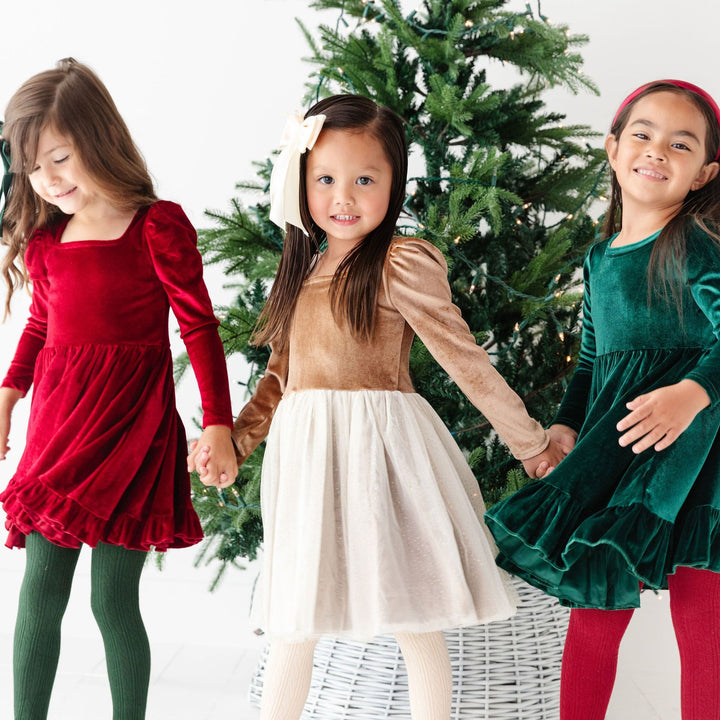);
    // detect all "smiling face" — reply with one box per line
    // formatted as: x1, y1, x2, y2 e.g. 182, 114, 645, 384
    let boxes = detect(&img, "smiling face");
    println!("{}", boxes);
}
305, 128, 393, 254
28, 124, 106, 216
605, 91, 719, 216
